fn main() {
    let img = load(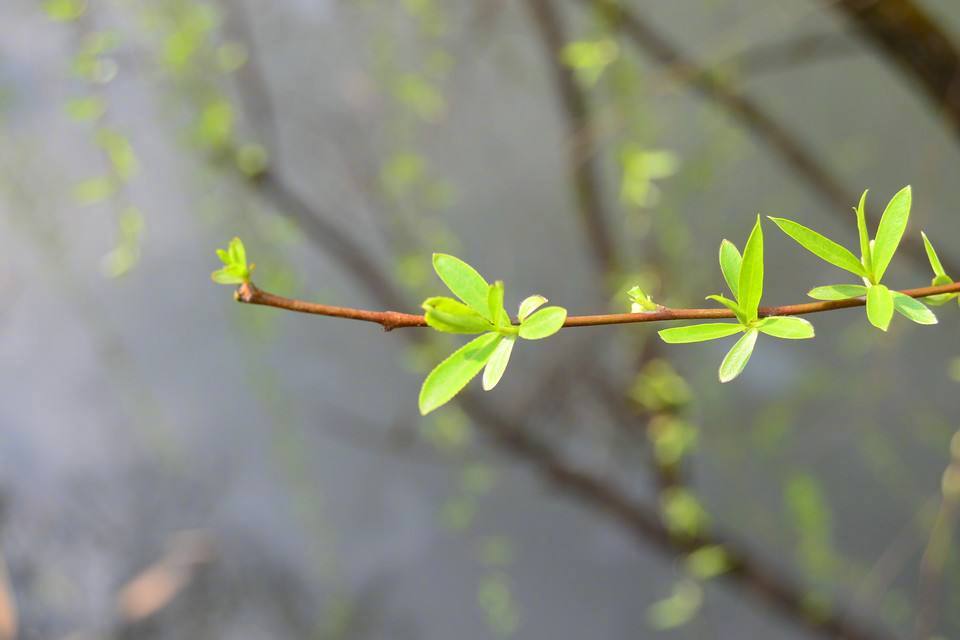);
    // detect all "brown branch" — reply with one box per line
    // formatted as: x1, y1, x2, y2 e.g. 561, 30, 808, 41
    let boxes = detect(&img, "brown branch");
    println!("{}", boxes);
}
580, 0, 960, 277
236, 279, 960, 330
525, 0, 619, 275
